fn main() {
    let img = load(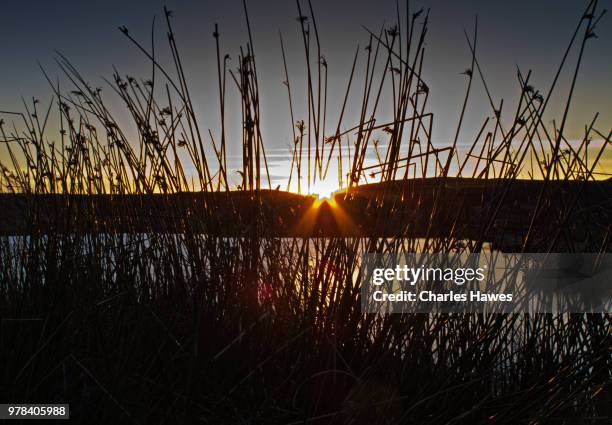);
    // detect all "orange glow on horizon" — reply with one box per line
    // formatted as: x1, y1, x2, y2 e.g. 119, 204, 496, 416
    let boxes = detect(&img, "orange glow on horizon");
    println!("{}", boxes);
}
309, 178, 341, 201
293, 192, 359, 237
